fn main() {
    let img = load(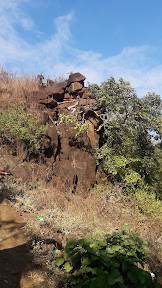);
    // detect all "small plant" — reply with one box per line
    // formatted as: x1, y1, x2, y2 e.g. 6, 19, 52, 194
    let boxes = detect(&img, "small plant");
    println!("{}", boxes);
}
59, 113, 89, 136
37, 74, 44, 88
55, 228, 159, 287
59, 113, 76, 124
